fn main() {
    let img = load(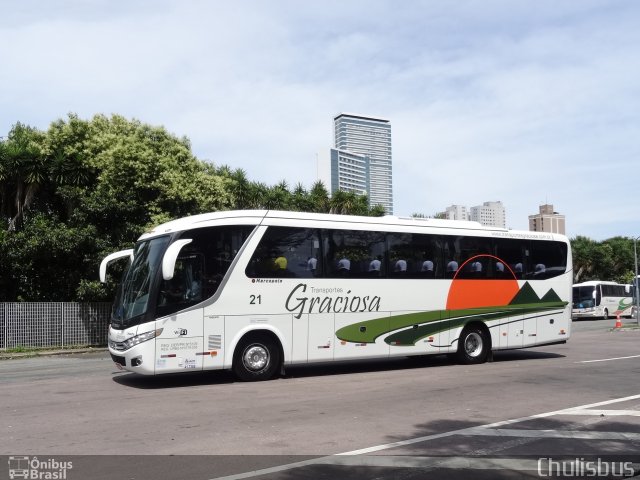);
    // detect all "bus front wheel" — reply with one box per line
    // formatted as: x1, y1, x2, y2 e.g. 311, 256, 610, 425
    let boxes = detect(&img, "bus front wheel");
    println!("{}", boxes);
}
233, 334, 281, 381
603, 309, 609, 320
457, 326, 490, 364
